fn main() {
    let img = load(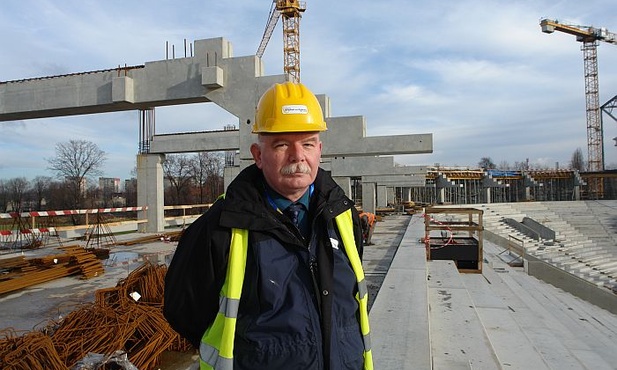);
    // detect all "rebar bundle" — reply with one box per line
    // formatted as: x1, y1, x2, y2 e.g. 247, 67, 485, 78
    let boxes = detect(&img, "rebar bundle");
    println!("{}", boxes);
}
0, 262, 192, 370
0, 245, 105, 295
0, 330, 68, 370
